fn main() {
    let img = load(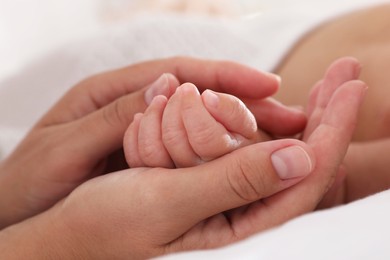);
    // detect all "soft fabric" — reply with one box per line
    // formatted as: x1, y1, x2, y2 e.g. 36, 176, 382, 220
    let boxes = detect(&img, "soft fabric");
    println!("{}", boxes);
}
160, 189, 390, 260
